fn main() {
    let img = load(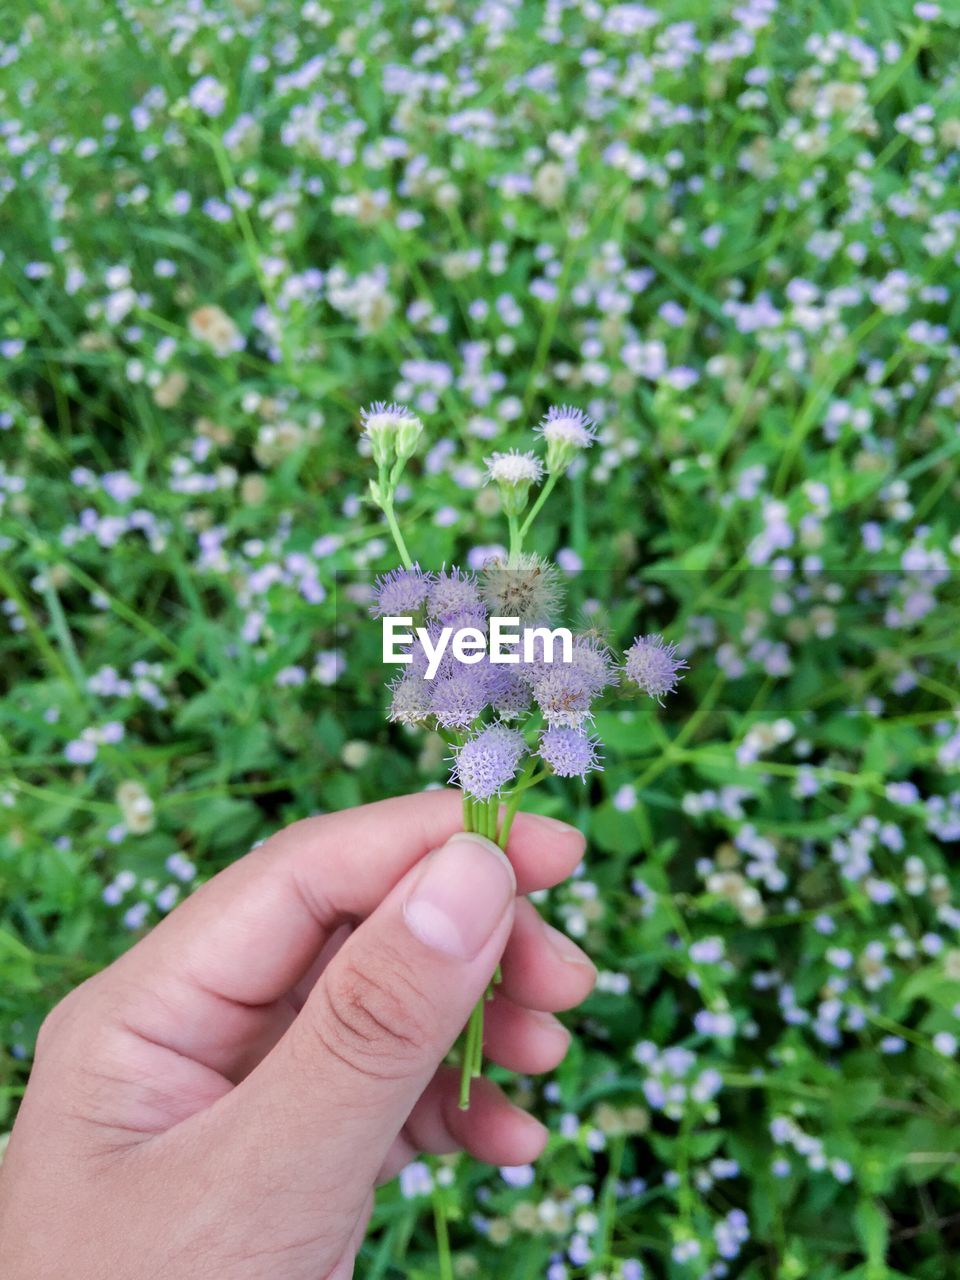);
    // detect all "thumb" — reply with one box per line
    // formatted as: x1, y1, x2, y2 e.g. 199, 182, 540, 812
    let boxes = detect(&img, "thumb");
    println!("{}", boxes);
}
215, 832, 516, 1215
